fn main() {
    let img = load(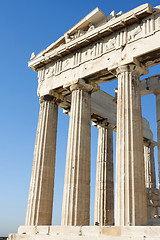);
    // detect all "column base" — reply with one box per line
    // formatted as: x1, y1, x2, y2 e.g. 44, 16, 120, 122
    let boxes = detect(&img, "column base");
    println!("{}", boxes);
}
9, 225, 160, 240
